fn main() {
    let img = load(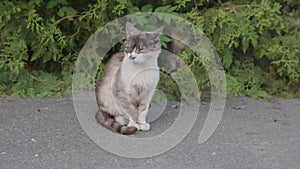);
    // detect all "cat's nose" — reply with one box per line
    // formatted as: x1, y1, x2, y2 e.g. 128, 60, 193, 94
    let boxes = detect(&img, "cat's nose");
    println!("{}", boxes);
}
129, 55, 136, 60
